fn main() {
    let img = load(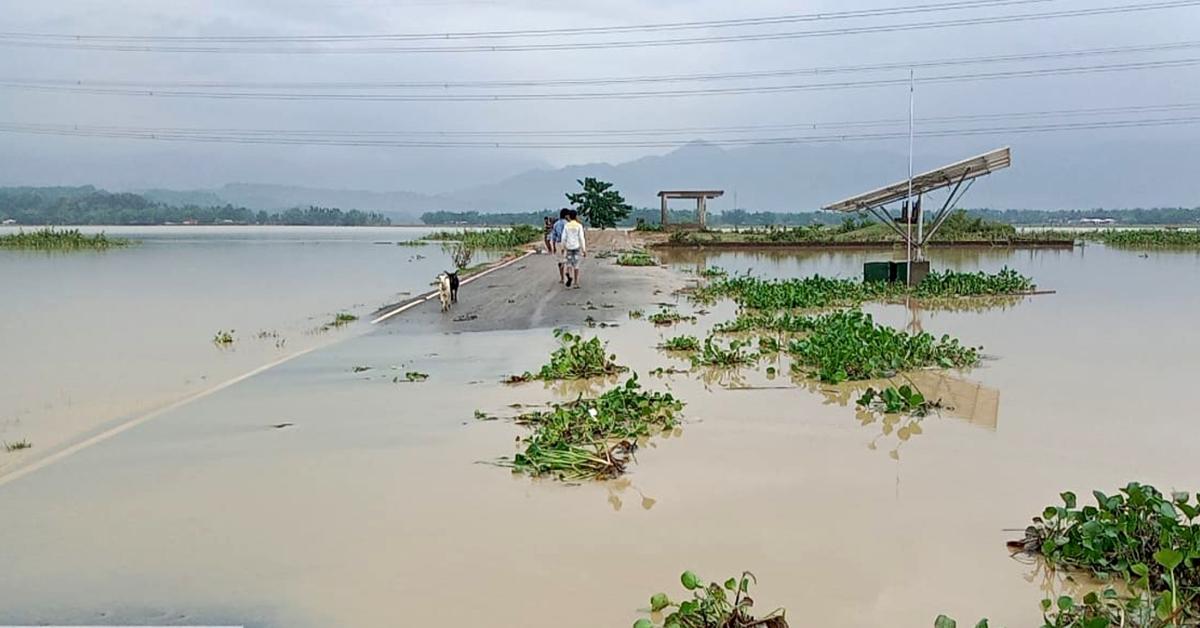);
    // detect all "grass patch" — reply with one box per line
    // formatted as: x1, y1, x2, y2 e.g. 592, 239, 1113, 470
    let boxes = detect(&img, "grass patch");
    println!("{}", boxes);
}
500, 376, 684, 480
507, 329, 627, 383
659, 335, 701, 352
634, 570, 788, 628
4, 439, 32, 452
0, 228, 132, 250
617, 252, 657, 266
422, 225, 541, 248
787, 310, 980, 383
